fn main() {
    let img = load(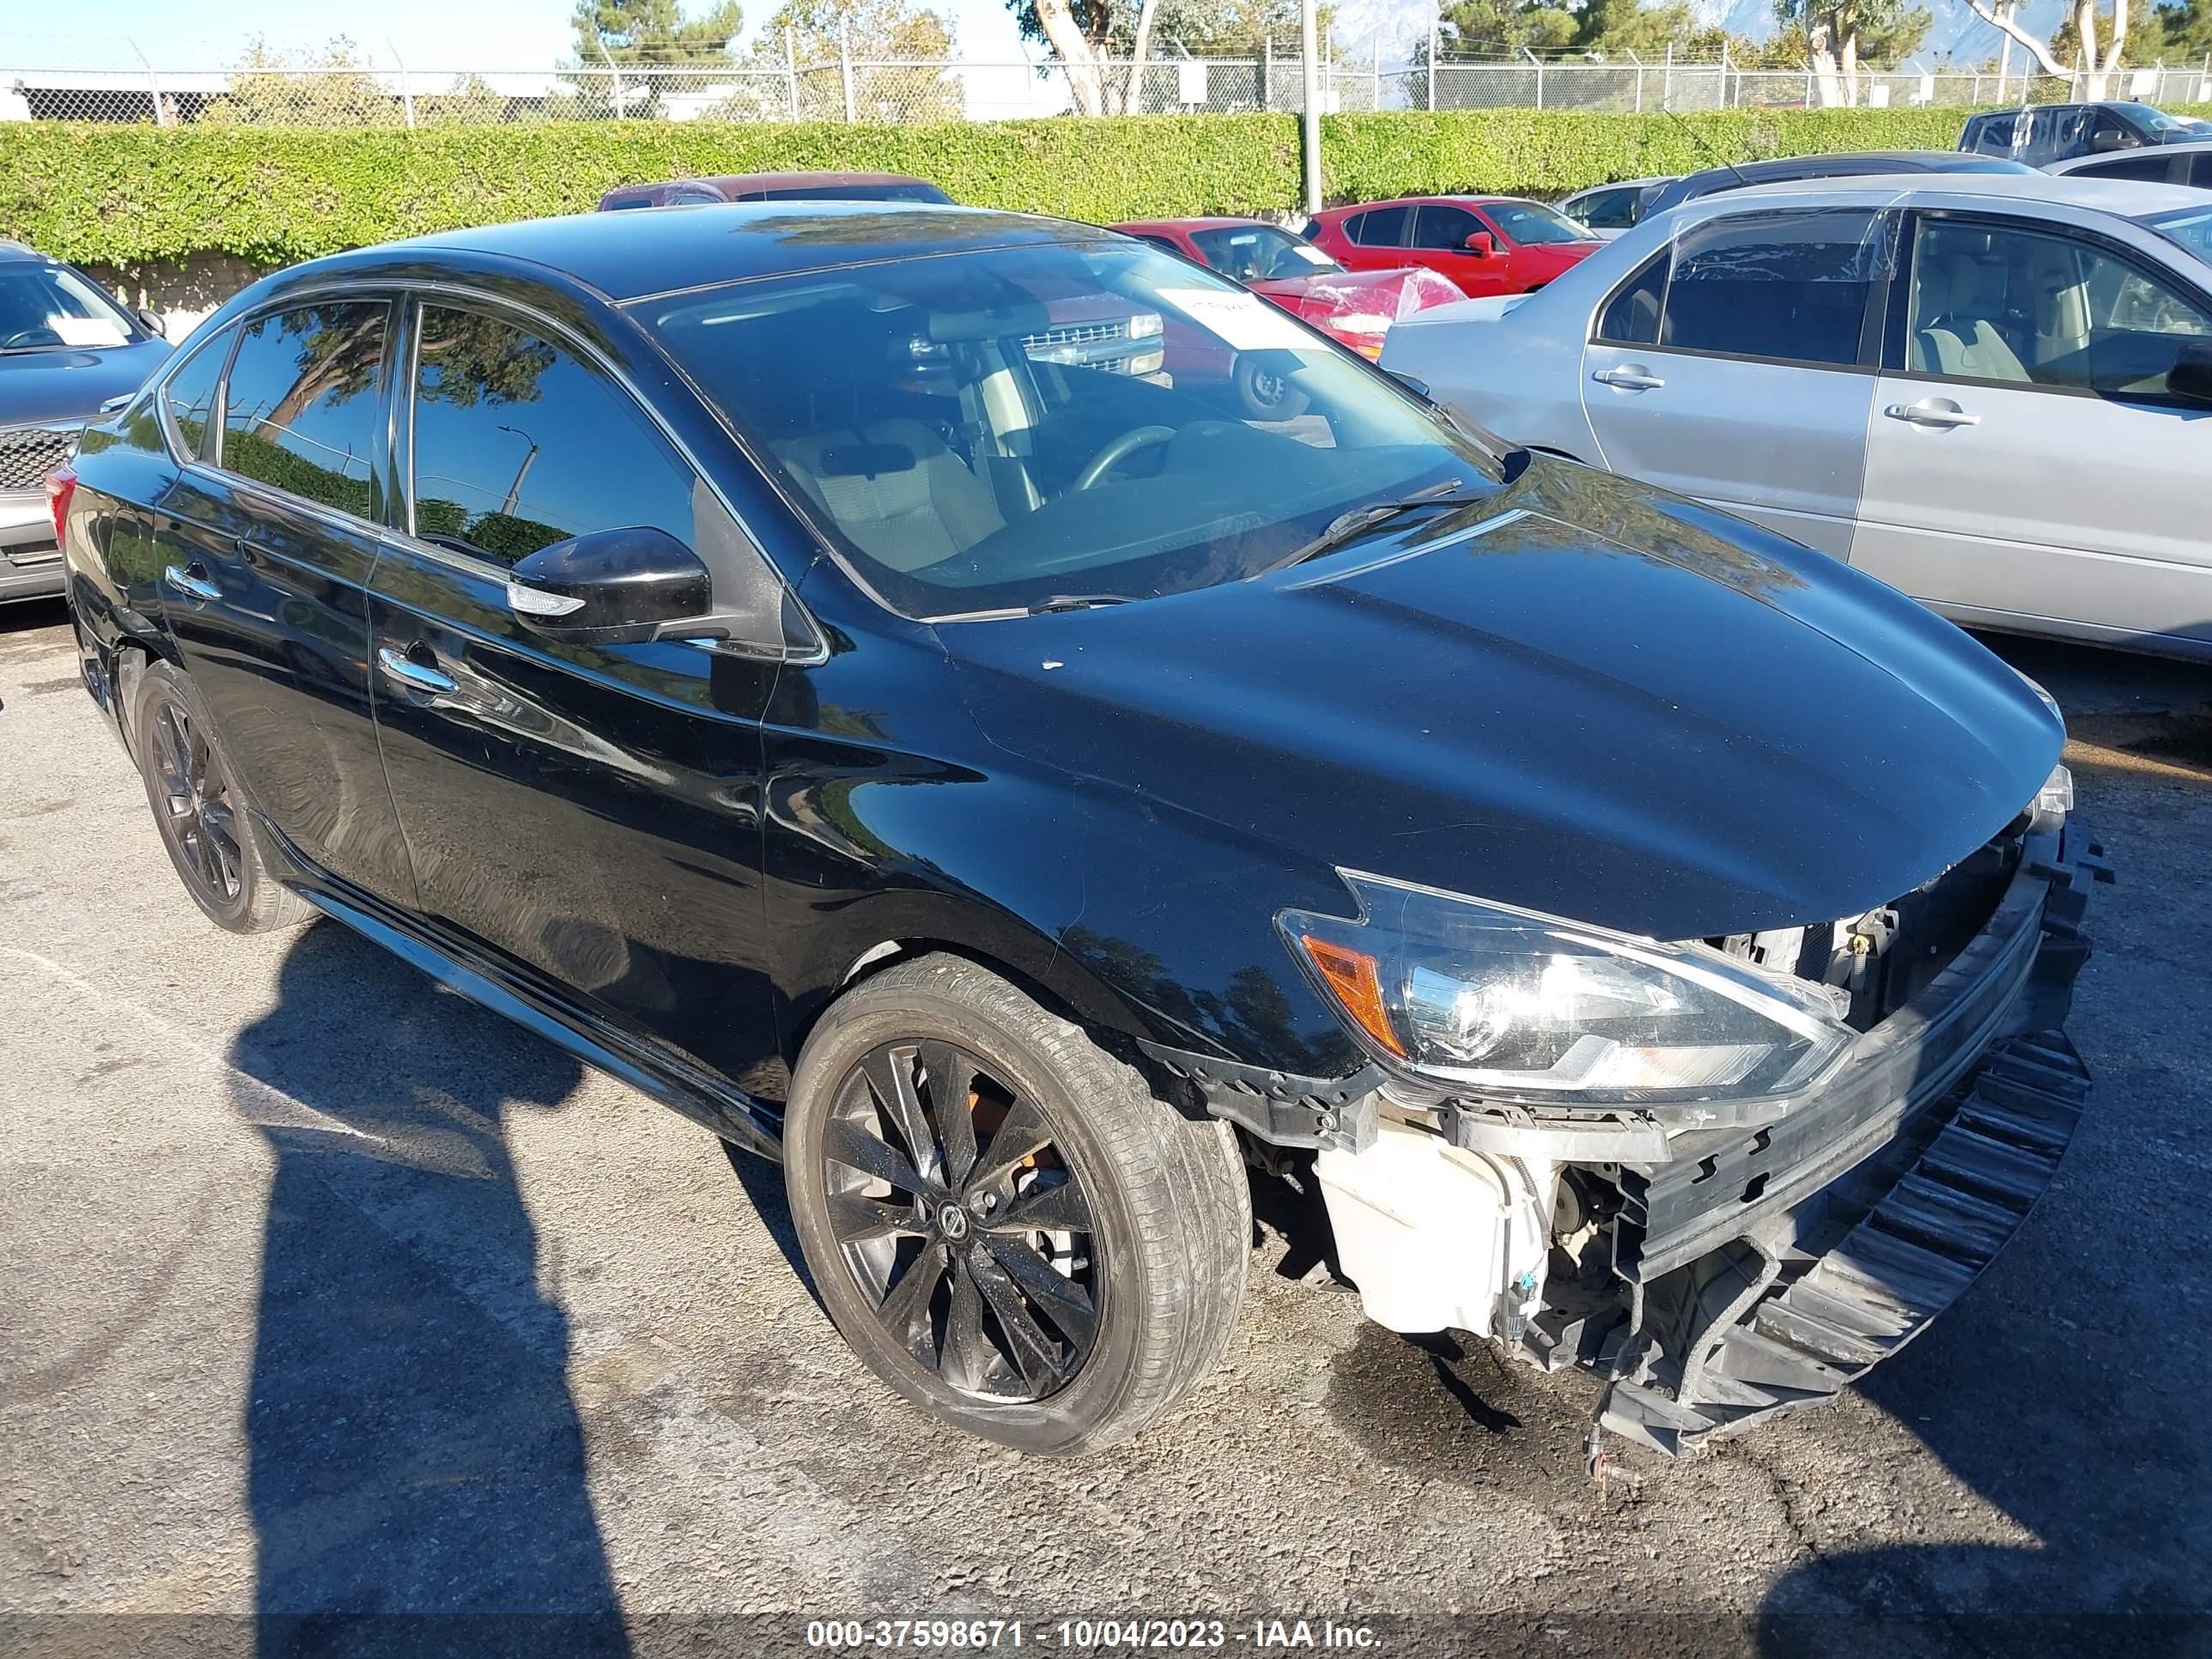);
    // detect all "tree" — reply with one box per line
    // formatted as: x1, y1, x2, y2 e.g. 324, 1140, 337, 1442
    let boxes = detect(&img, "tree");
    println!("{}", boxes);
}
1963, 0, 2130, 94
1772, 0, 1931, 102
730, 0, 963, 121
2152, 0, 2212, 54
571, 0, 745, 112
204, 36, 402, 127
